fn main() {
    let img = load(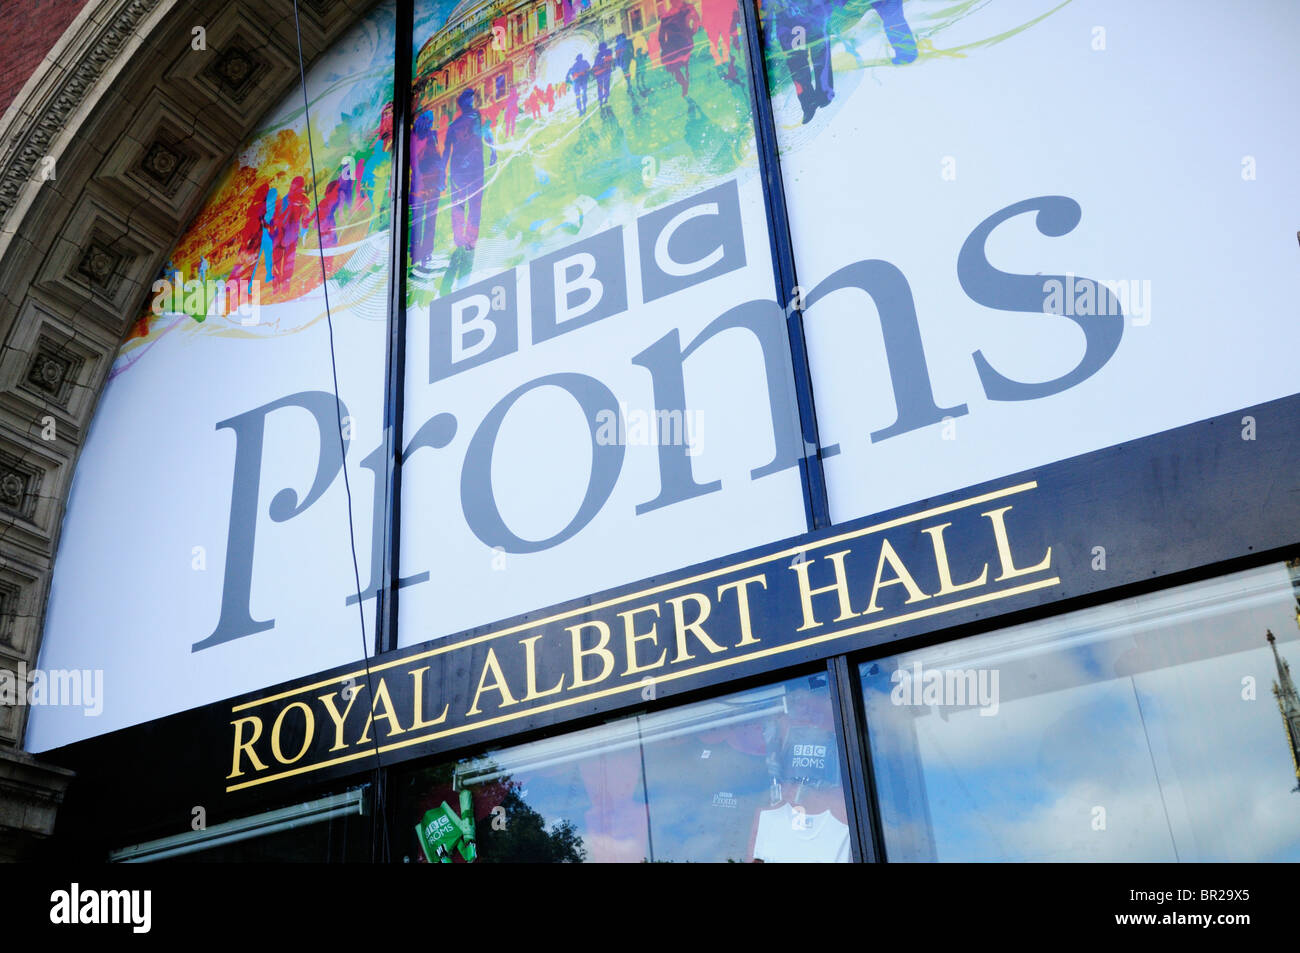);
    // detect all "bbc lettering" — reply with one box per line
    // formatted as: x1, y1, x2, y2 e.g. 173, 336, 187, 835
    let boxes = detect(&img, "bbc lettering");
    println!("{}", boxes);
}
430, 179, 745, 381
